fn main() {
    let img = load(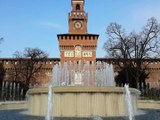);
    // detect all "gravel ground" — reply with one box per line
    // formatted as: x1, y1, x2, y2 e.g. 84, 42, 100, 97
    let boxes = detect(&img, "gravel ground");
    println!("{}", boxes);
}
0, 109, 159, 120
